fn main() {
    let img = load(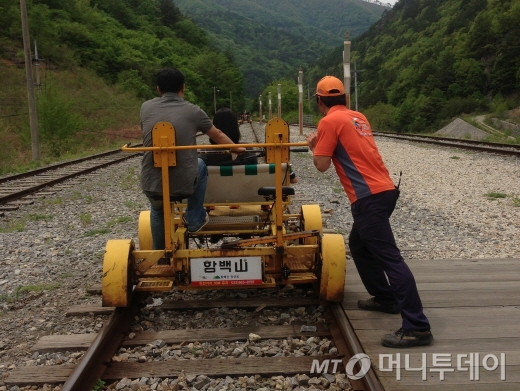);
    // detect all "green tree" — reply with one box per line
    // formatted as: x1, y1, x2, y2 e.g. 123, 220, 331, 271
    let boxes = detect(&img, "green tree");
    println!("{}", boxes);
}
364, 103, 397, 132
191, 51, 245, 115
260, 78, 299, 118
37, 79, 85, 157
